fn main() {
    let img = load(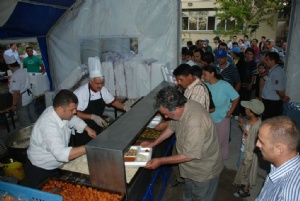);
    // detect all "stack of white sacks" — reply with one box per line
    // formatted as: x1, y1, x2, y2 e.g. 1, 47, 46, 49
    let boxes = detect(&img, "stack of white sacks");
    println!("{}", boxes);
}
46, 54, 174, 107
100, 54, 174, 99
